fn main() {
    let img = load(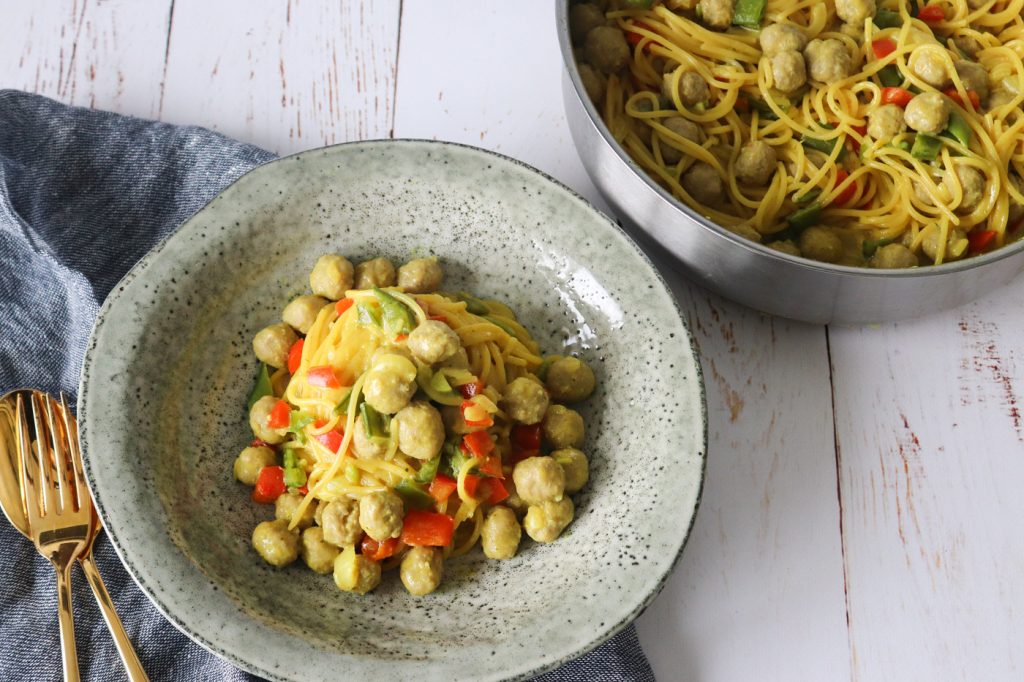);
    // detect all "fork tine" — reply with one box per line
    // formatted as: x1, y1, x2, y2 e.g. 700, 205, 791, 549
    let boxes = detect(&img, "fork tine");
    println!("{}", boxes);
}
60, 393, 87, 510
30, 392, 59, 516
15, 393, 42, 526
41, 392, 75, 514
